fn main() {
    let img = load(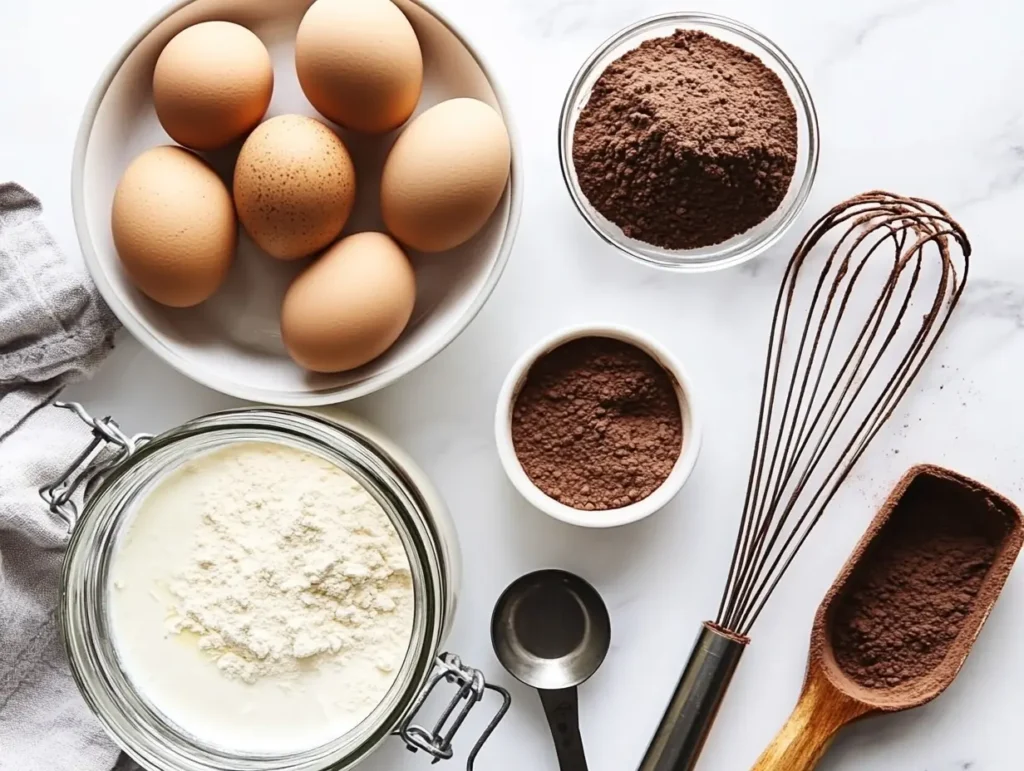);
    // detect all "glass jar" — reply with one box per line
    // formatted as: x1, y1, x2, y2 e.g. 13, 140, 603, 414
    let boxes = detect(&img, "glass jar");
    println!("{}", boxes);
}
46, 404, 508, 771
